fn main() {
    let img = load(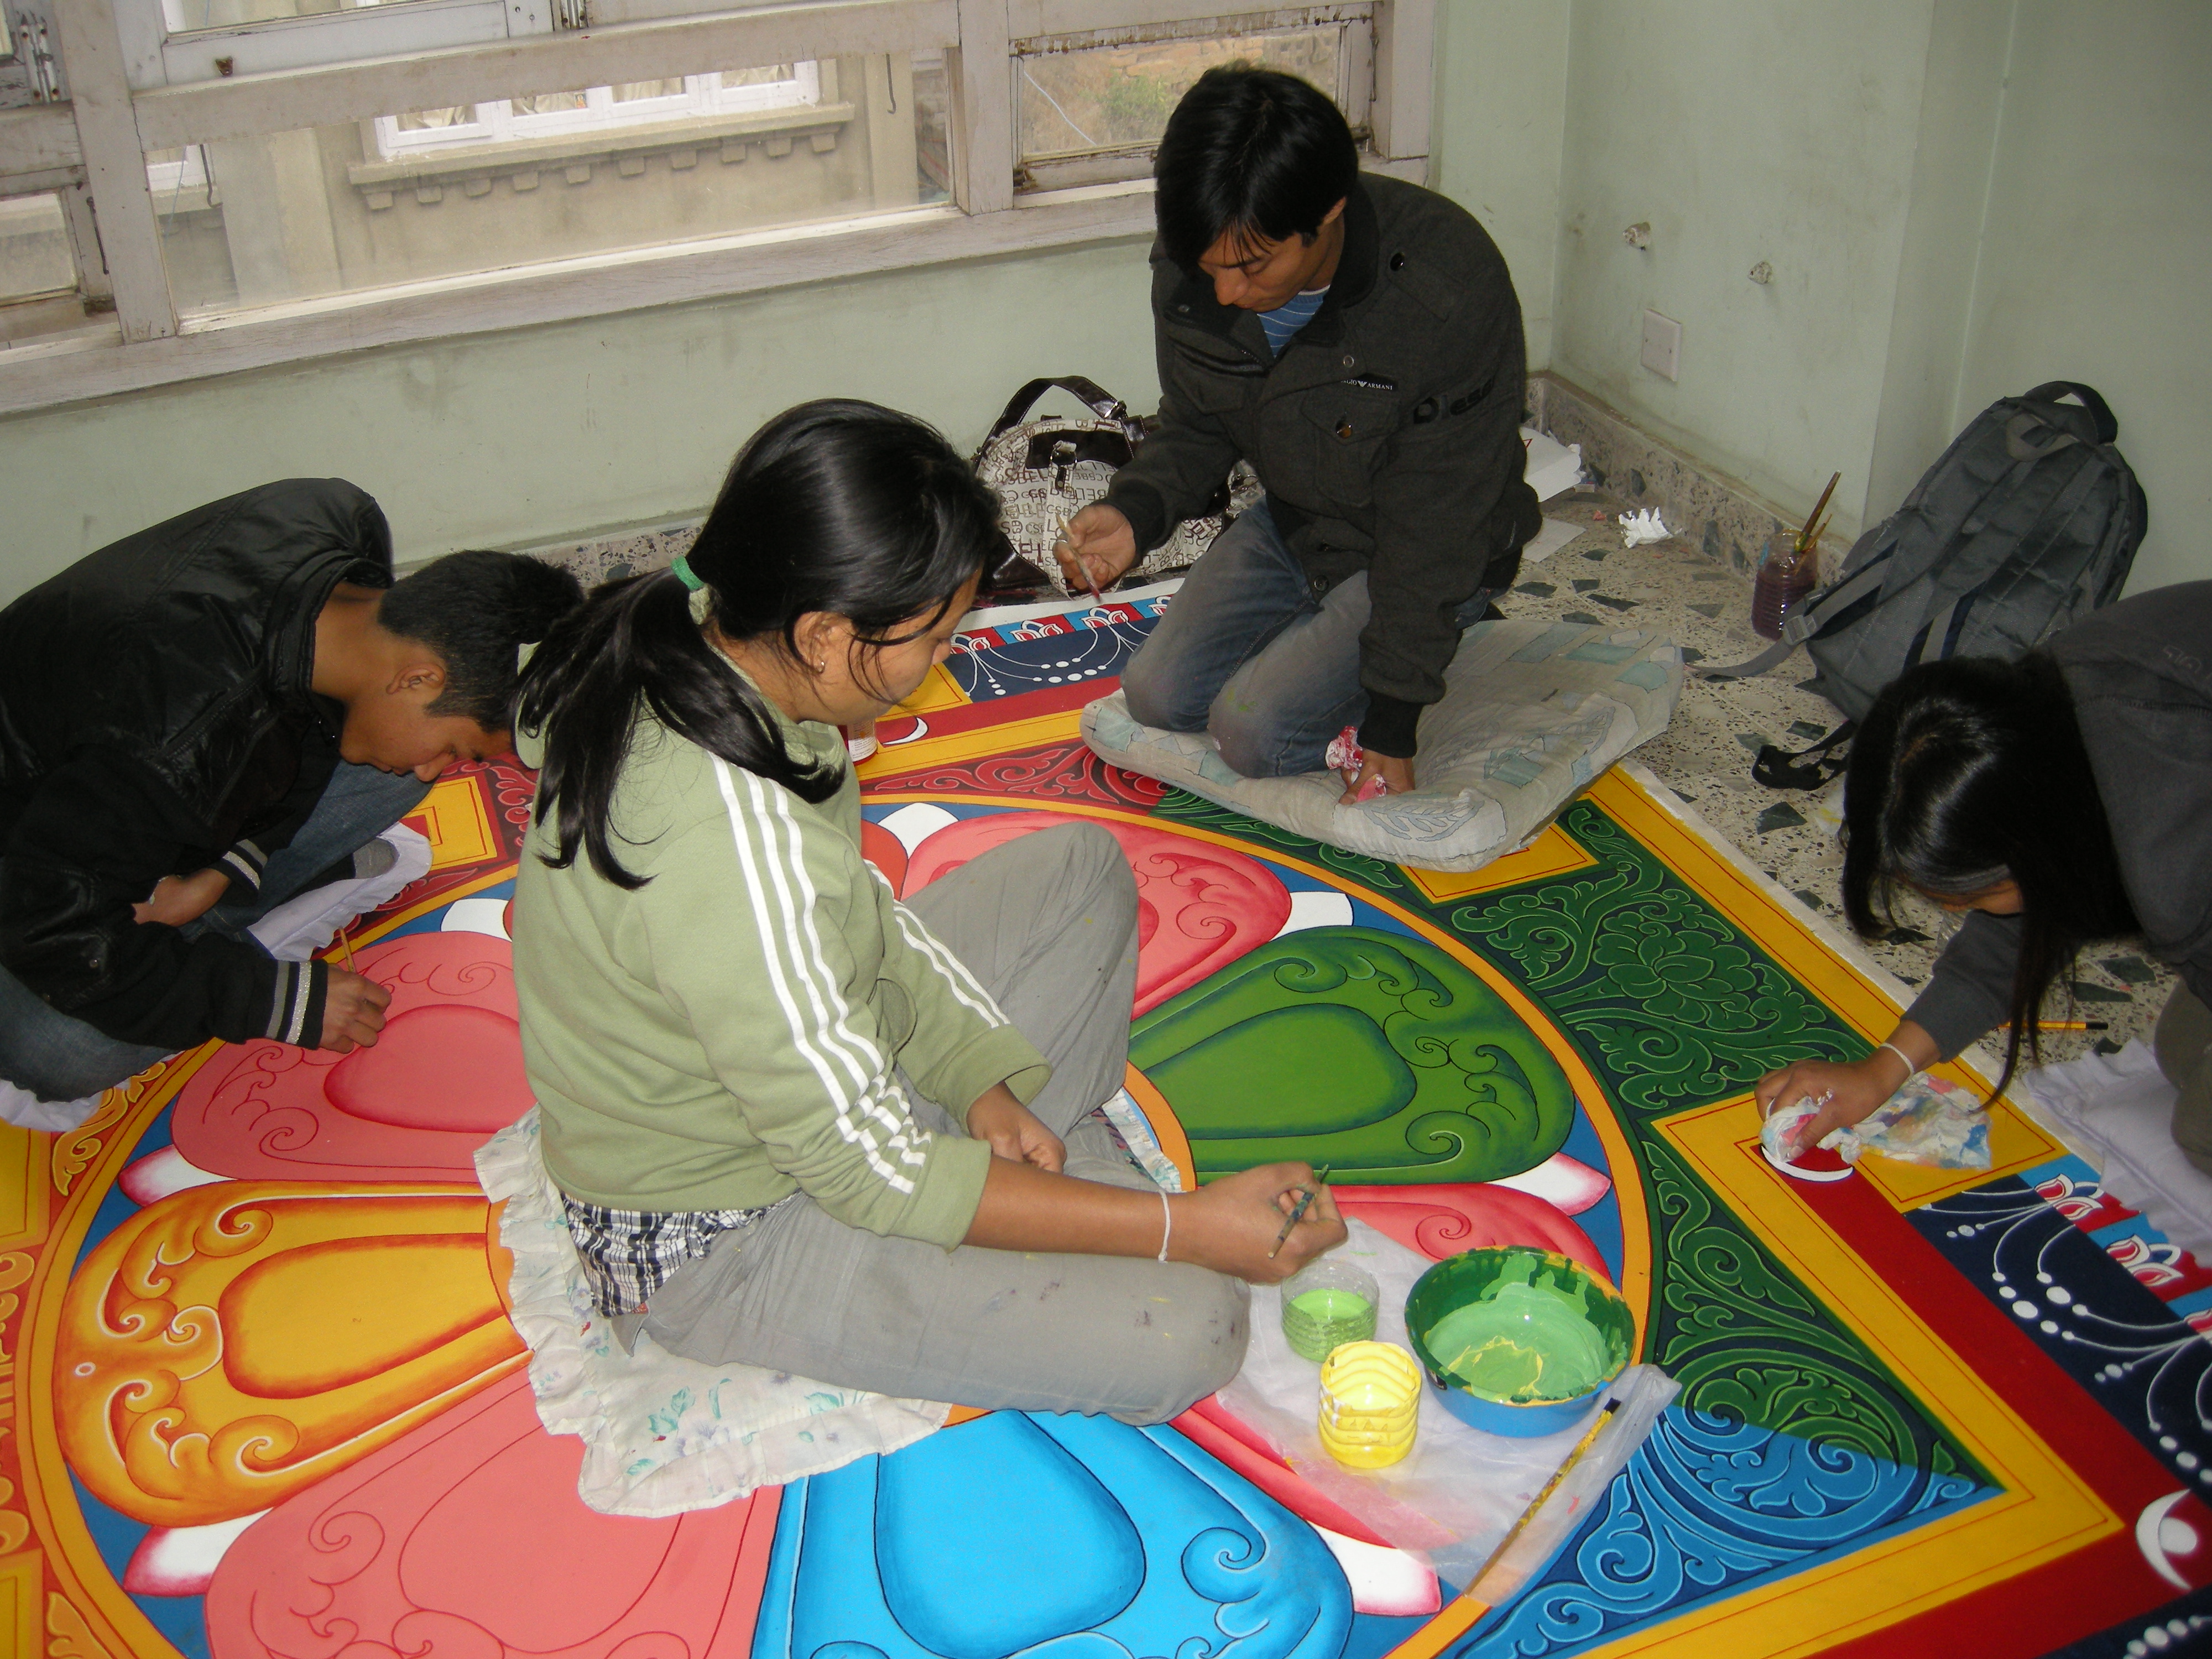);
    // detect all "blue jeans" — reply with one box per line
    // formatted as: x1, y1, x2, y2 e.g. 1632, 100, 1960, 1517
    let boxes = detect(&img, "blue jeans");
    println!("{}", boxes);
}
1120, 499, 1498, 778
0, 762, 429, 1102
